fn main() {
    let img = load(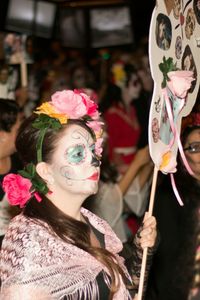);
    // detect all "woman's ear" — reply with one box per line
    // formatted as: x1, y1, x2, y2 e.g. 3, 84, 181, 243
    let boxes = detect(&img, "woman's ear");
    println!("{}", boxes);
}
36, 162, 54, 184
